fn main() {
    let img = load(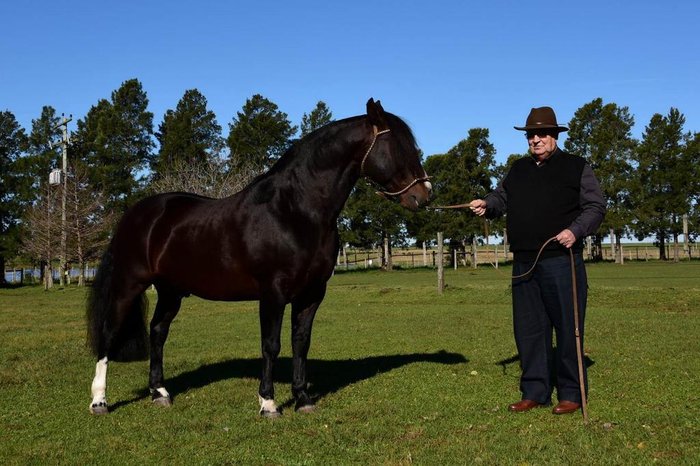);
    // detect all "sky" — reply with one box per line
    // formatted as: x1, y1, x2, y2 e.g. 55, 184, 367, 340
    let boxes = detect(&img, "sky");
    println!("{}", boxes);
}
2, 0, 698, 165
